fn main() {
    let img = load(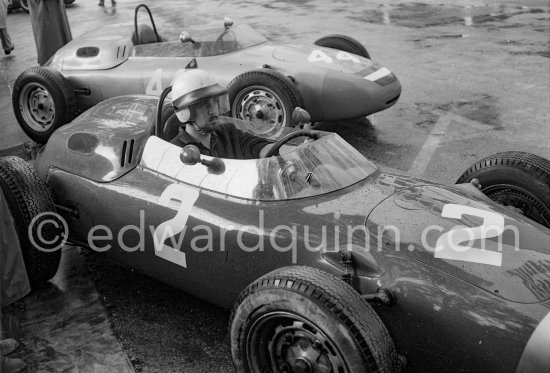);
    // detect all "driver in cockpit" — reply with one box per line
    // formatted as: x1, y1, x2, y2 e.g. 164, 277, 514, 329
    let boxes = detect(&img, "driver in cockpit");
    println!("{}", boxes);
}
166, 69, 278, 160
